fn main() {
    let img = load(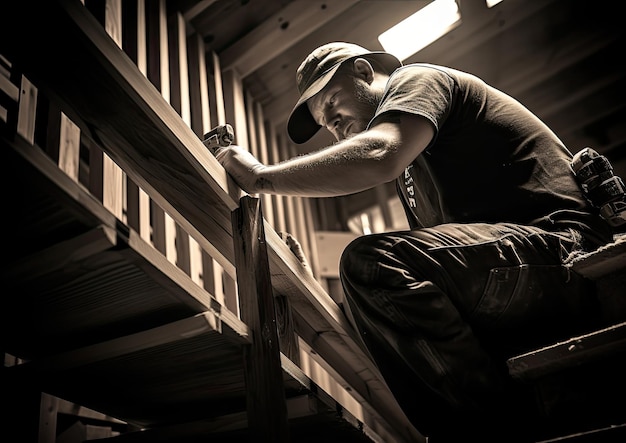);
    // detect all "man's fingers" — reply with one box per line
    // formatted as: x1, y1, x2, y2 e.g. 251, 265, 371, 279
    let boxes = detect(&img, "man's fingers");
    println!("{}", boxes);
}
279, 232, 312, 275
213, 147, 227, 162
